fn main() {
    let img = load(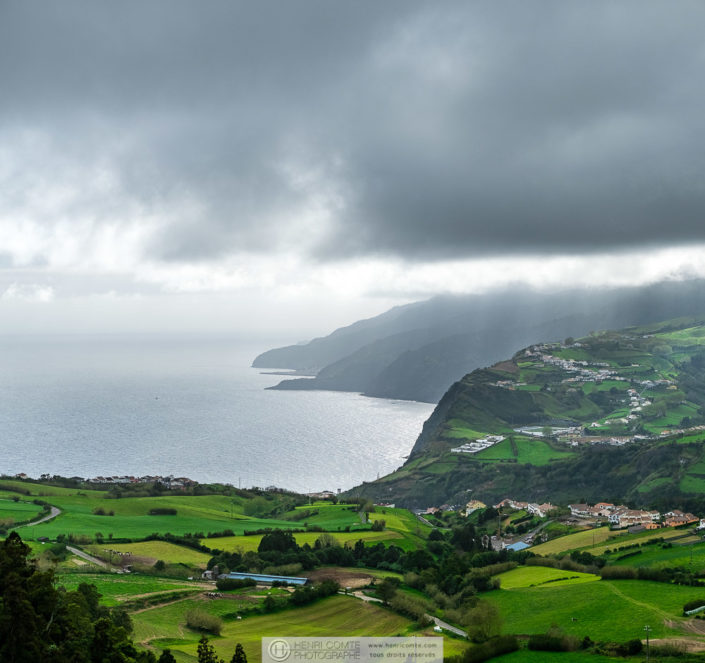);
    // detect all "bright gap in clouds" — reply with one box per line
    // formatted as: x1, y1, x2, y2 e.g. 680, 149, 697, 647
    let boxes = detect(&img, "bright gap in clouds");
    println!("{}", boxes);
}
2, 244, 705, 338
